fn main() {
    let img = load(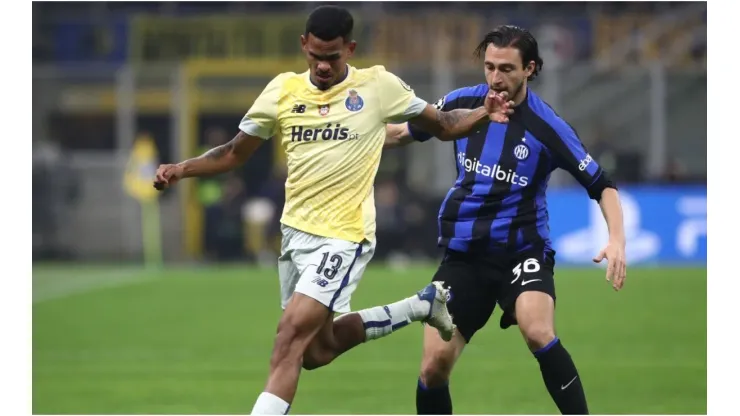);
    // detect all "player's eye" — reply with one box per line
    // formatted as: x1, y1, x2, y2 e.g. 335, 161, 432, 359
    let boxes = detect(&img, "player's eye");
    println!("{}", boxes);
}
310, 52, 341, 62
